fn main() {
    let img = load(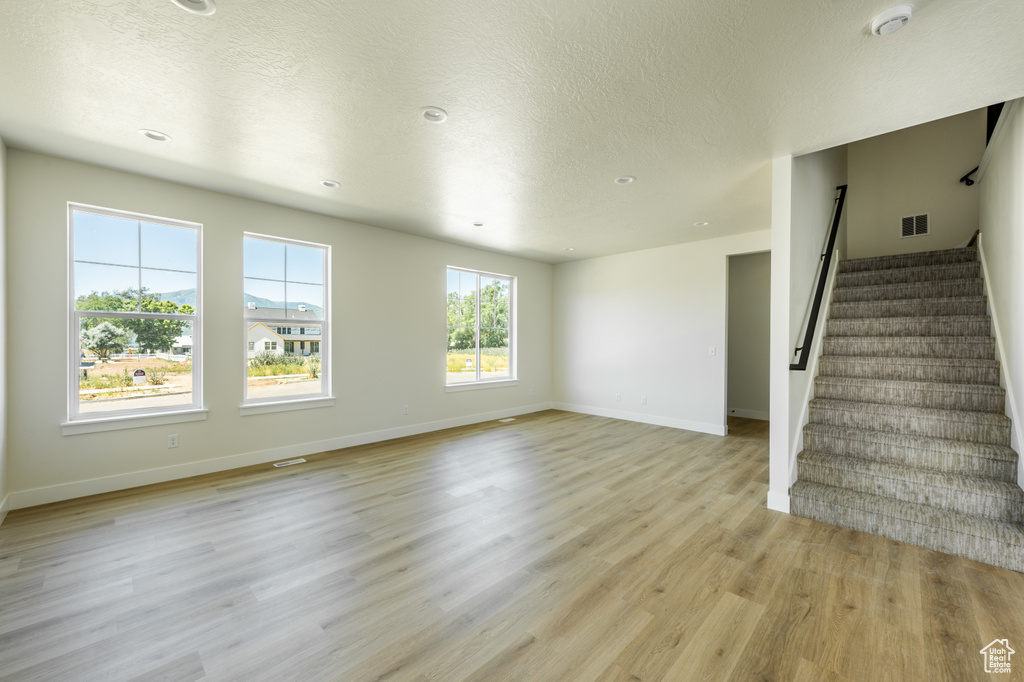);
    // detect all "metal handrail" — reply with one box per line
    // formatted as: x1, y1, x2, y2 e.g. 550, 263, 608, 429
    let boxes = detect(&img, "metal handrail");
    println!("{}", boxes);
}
790, 184, 848, 371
